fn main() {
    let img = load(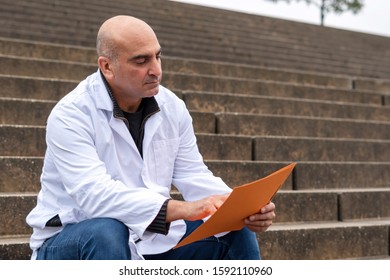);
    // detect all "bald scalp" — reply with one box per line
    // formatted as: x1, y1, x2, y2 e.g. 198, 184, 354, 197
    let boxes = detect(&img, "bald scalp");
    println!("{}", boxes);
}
96, 15, 156, 61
